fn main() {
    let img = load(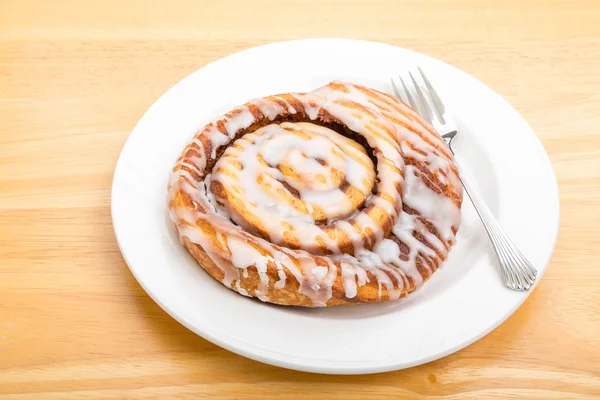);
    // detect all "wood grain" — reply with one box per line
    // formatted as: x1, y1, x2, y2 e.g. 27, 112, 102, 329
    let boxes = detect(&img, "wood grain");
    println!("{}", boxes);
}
1, 0, 599, 398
